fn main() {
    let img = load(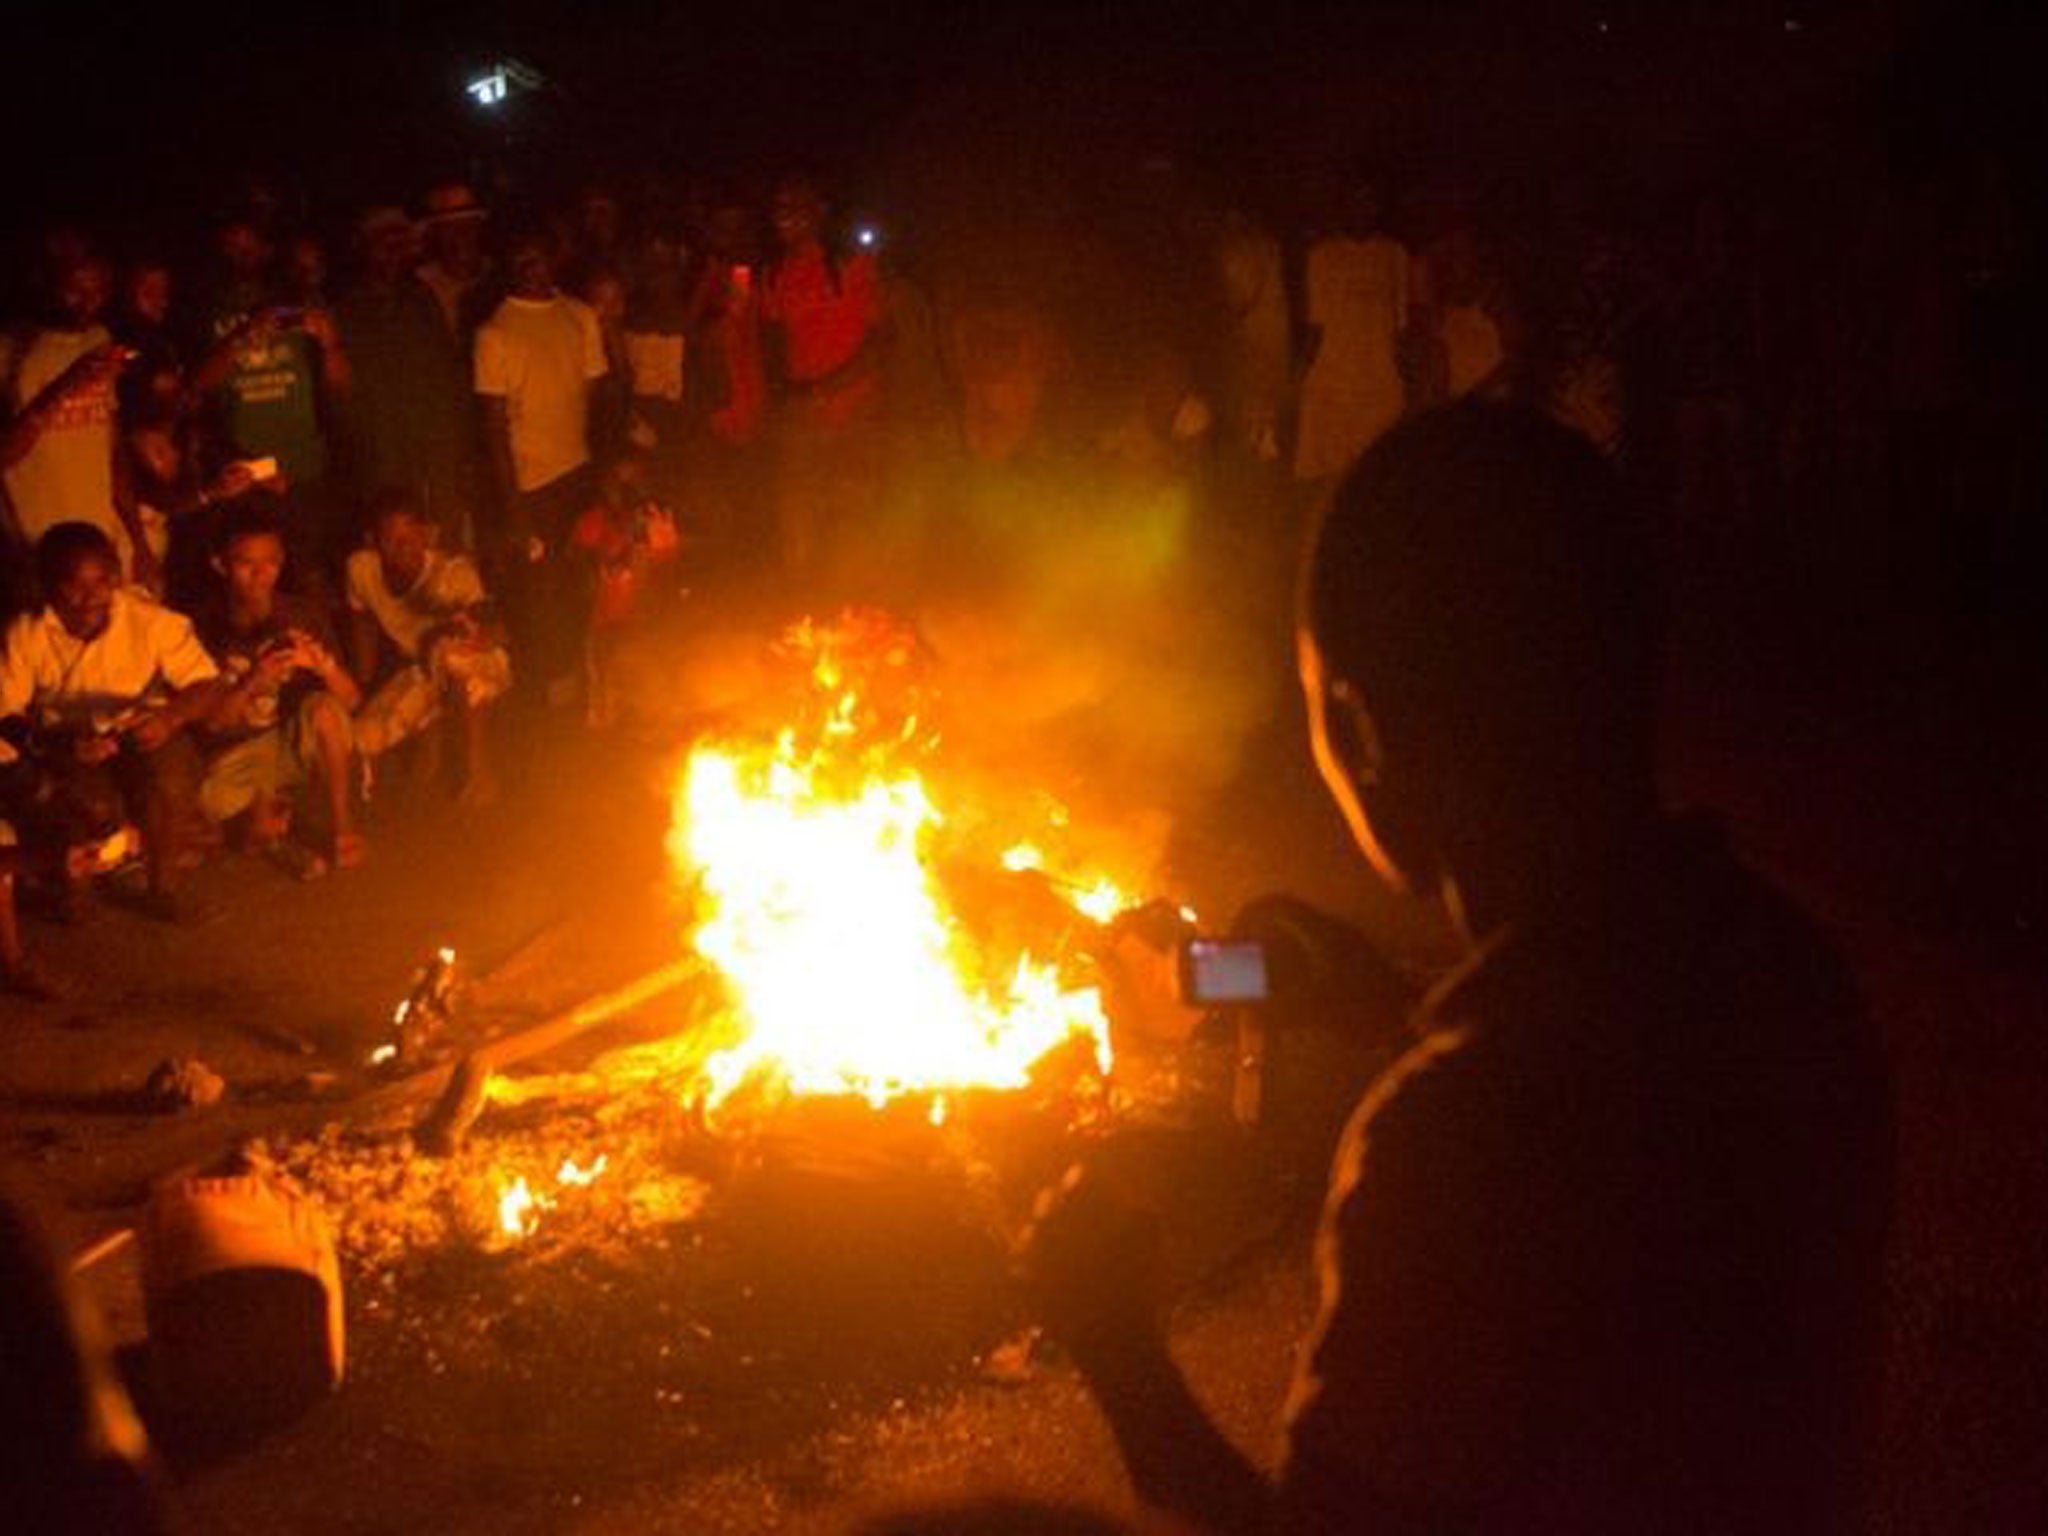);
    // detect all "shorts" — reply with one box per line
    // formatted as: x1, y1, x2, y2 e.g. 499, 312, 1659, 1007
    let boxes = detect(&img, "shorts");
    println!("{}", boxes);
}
353, 636, 511, 757
200, 693, 351, 823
